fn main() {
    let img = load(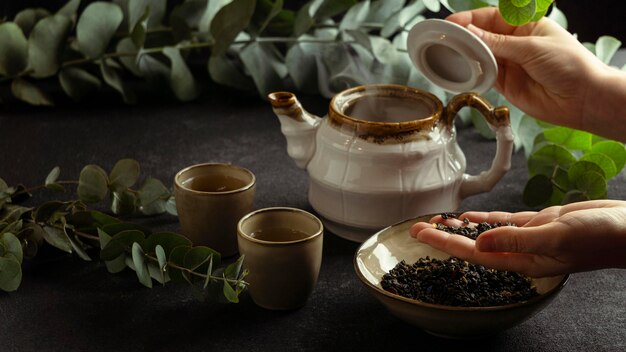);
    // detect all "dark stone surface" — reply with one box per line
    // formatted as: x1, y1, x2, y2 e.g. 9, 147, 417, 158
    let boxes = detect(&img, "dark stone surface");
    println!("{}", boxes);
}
1, 87, 625, 352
